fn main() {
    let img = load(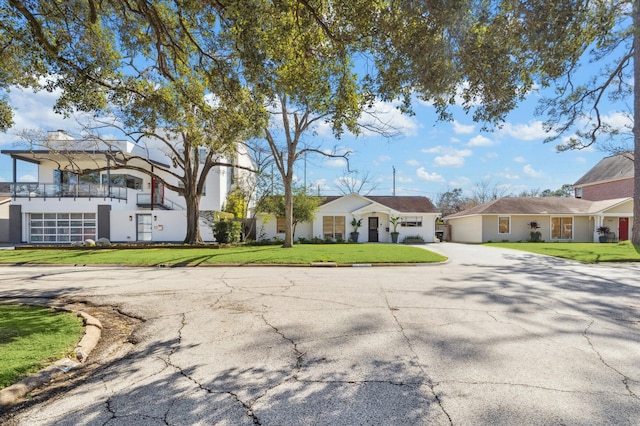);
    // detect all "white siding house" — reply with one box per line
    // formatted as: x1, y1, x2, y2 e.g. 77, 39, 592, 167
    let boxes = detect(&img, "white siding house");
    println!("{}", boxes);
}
257, 193, 440, 243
